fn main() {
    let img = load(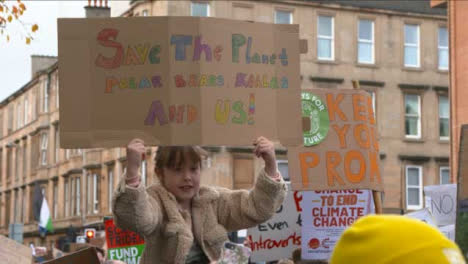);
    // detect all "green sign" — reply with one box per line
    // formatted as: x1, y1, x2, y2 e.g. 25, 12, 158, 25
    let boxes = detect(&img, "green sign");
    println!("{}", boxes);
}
301, 92, 329, 146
